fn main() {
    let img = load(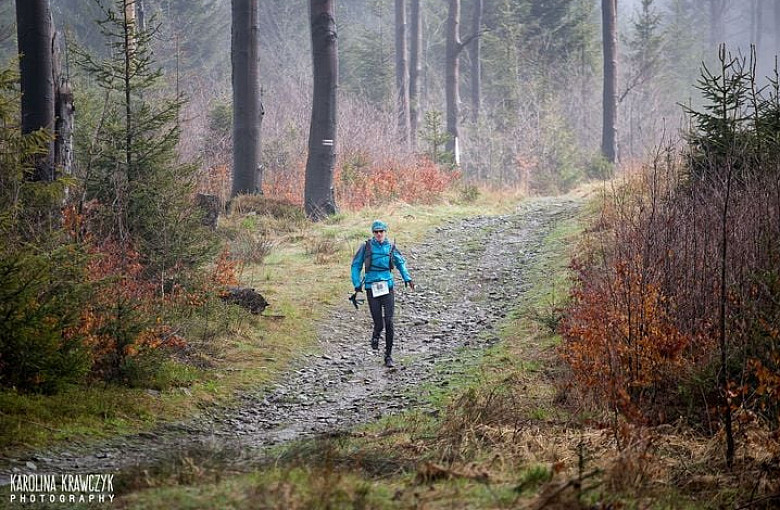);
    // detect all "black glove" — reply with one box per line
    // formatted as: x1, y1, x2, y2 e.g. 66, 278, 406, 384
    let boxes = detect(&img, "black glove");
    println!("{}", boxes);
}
404, 280, 415, 291
349, 292, 363, 309
355, 286, 362, 293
